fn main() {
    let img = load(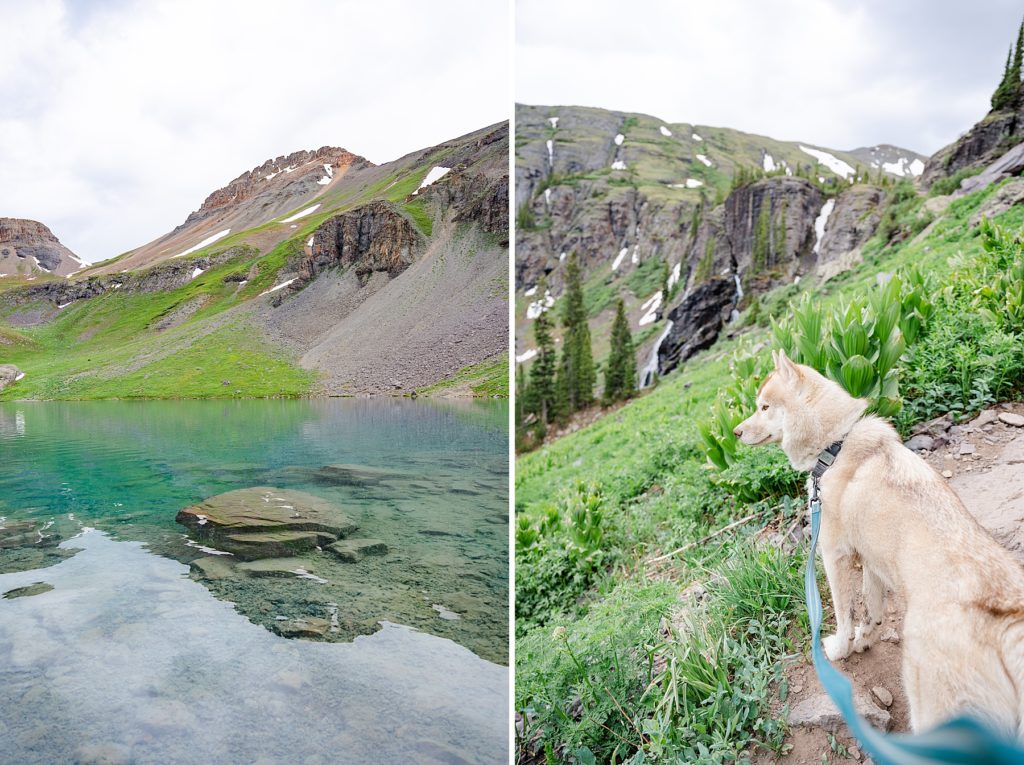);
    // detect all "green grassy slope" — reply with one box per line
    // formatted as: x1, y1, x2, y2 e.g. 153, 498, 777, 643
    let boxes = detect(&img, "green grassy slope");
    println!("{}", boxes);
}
0, 247, 316, 400
514, 178, 1024, 763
